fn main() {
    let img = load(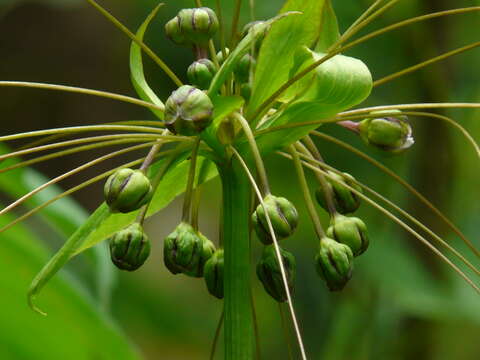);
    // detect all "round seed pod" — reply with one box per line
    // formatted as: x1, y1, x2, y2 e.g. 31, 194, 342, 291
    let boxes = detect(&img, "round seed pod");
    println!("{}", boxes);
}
204, 249, 224, 299
315, 171, 362, 214
109, 223, 150, 271
327, 214, 369, 256
252, 194, 299, 245
315, 237, 354, 291
185, 233, 216, 278
104, 168, 153, 213
163, 222, 203, 275
164, 85, 214, 136
187, 59, 217, 89
234, 54, 256, 83
177, 7, 219, 45
358, 110, 414, 153
256, 245, 296, 302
